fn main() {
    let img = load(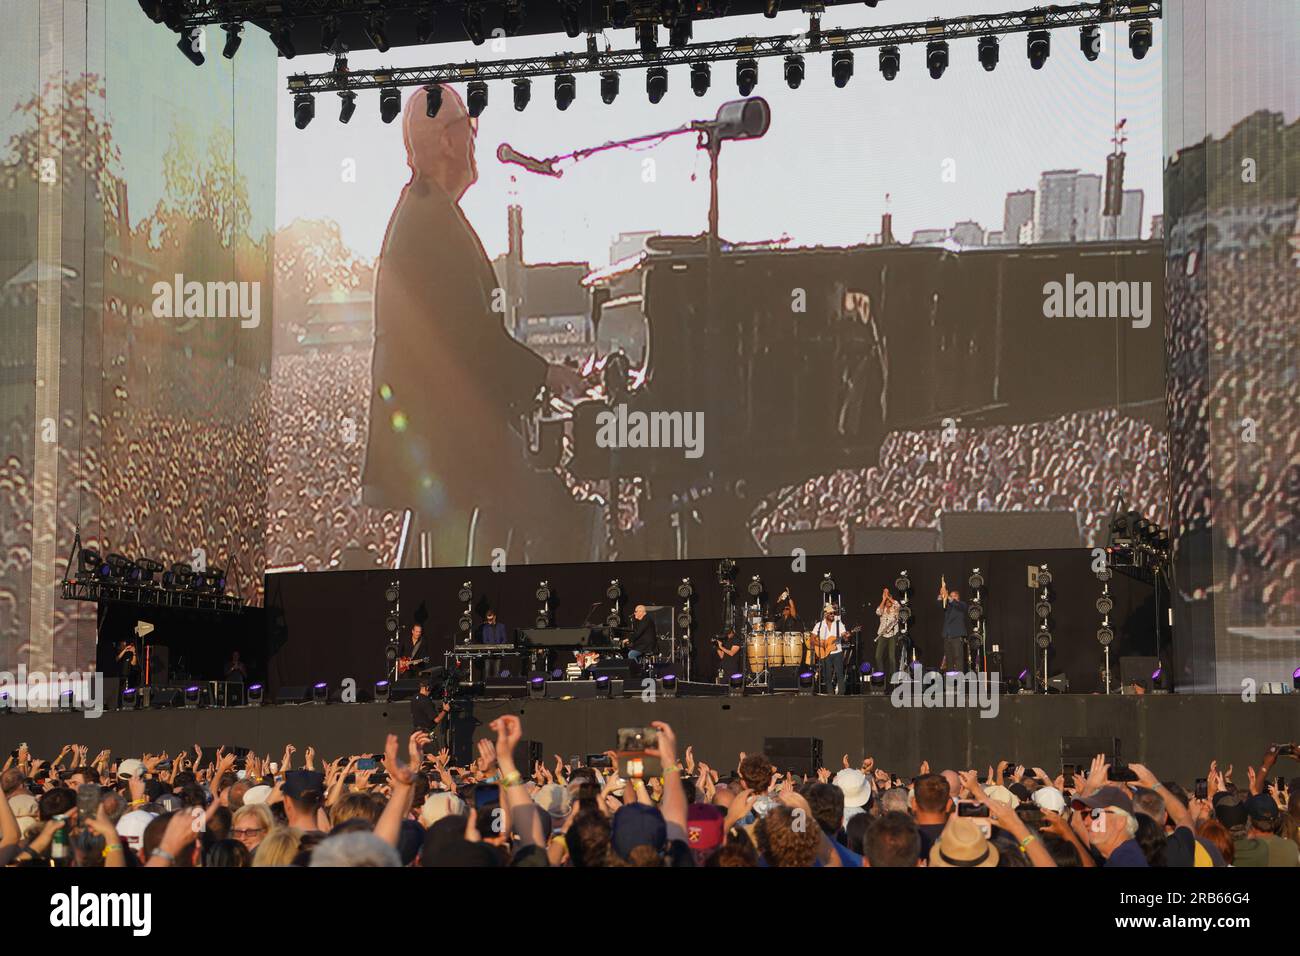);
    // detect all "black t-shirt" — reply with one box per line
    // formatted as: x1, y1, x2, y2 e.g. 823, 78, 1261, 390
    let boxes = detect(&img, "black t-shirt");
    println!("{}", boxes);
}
630, 616, 657, 656
411, 693, 437, 732
917, 822, 947, 861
